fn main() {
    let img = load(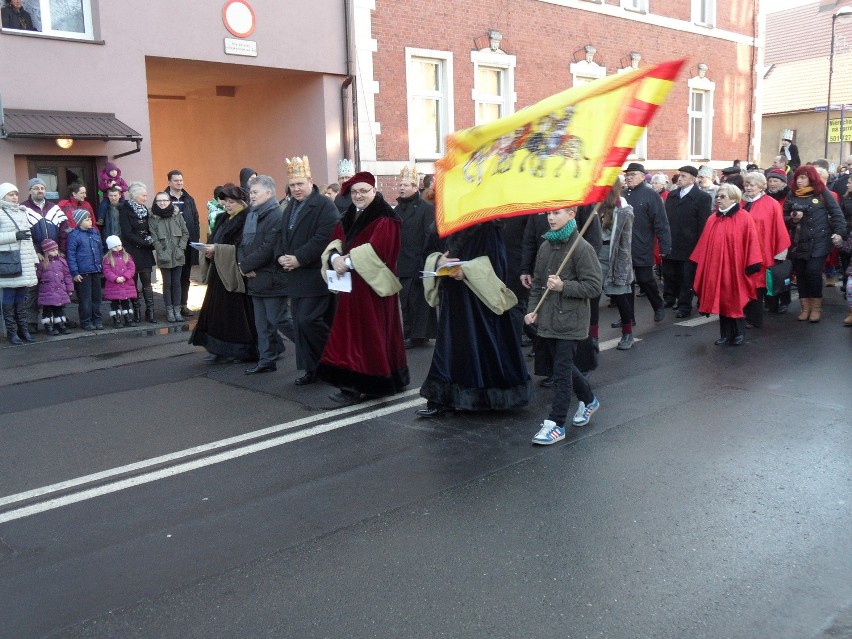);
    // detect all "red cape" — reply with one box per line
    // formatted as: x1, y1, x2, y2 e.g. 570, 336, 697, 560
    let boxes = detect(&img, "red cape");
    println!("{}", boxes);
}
690, 207, 763, 317
746, 195, 791, 289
